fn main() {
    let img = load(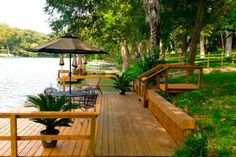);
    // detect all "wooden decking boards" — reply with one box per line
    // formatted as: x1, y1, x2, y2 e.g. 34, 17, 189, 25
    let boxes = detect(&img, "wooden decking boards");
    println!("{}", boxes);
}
0, 92, 177, 157
95, 93, 177, 156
